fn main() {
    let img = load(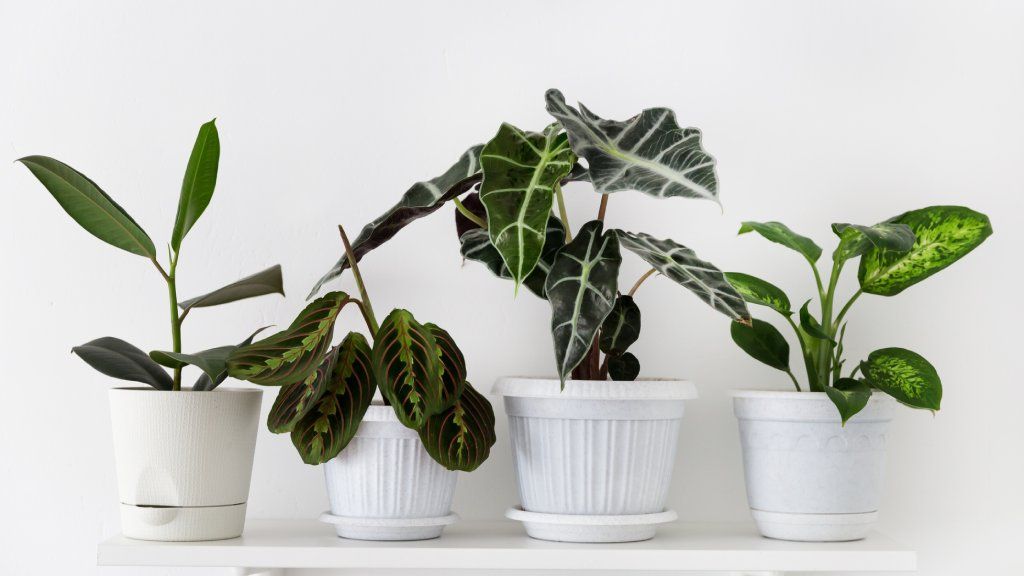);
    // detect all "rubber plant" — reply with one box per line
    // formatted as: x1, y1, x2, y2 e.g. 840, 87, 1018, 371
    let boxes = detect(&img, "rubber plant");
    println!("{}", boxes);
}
18, 120, 284, 391
310, 89, 752, 385
226, 226, 496, 470
727, 207, 992, 423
